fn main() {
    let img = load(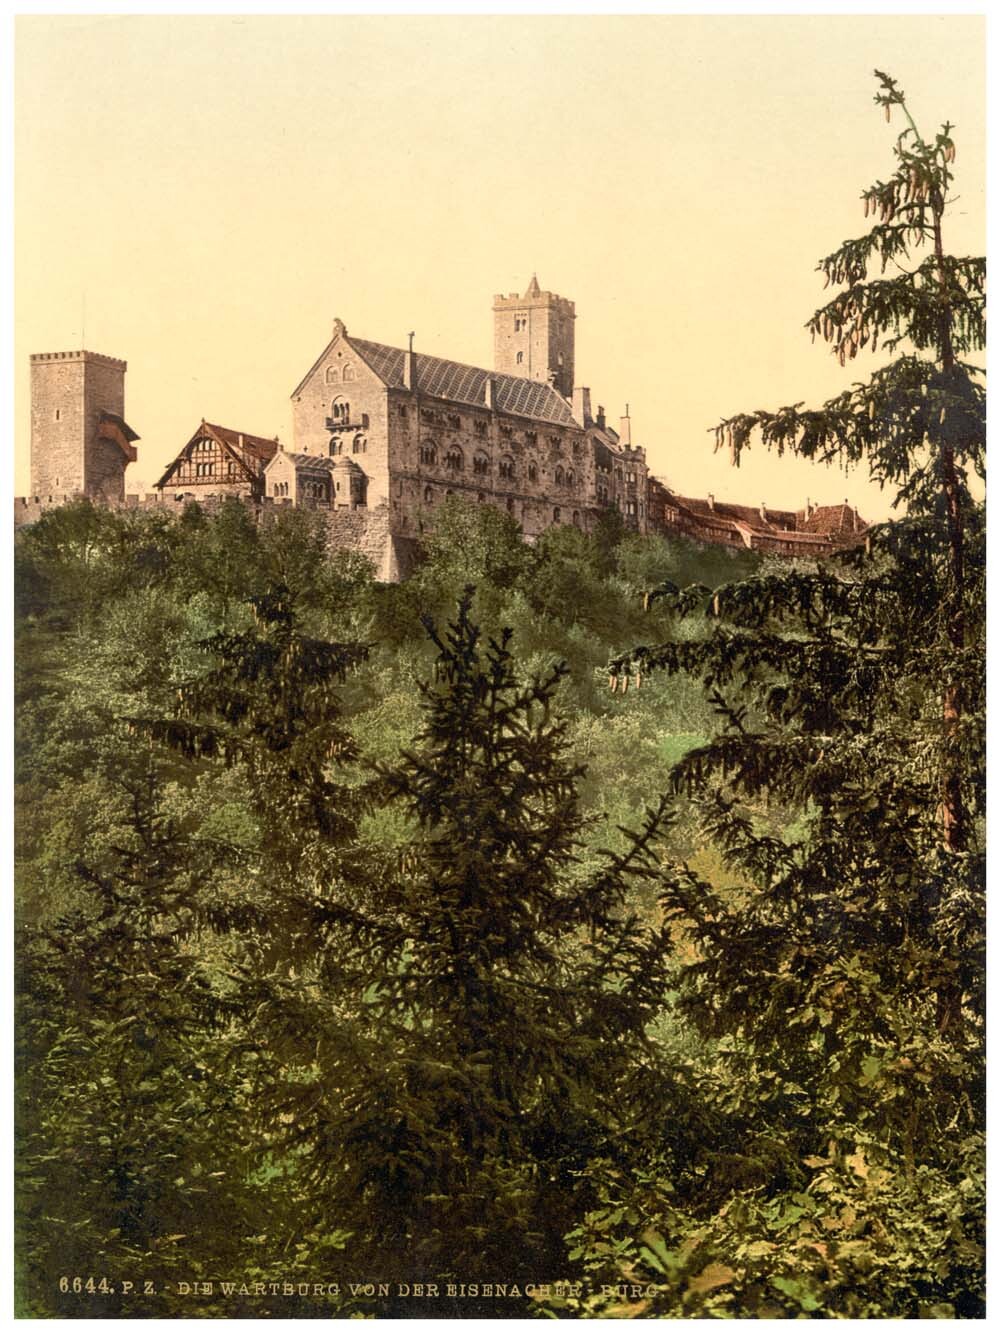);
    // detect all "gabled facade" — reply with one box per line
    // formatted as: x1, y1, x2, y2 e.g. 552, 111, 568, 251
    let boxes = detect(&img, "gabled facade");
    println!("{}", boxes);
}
288, 286, 650, 543
155, 420, 279, 501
